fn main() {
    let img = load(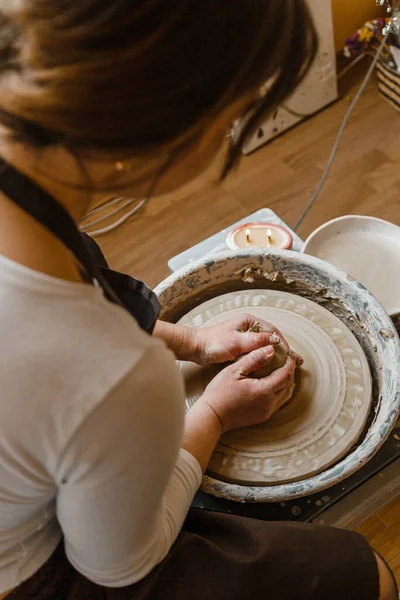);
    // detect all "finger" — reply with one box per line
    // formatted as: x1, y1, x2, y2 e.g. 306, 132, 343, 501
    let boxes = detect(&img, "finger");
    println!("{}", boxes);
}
235, 331, 280, 357
233, 315, 299, 365
231, 313, 260, 332
233, 314, 277, 337
273, 380, 291, 394
239, 315, 275, 334
288, 349, 304, 367
236, 346, 275, 377
255, 318, 291, 352
294, 352, 304, 366
274, 387, 288, 400
259, 359, 295, 393
273, 386, 293, 411
270, 389, 290, 414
